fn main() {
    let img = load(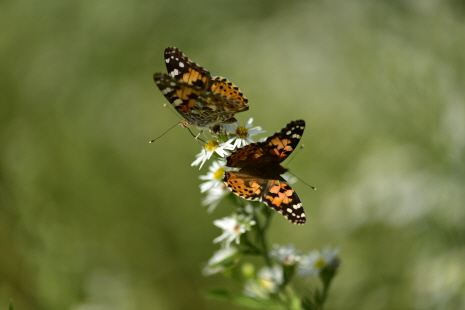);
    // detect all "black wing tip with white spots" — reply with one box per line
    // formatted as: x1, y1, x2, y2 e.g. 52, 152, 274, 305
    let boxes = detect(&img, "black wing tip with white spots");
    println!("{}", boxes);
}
261, 182, 306, 225
282, 120, 305, 137
164, 46, 182, 55
280, 201, 306, 225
